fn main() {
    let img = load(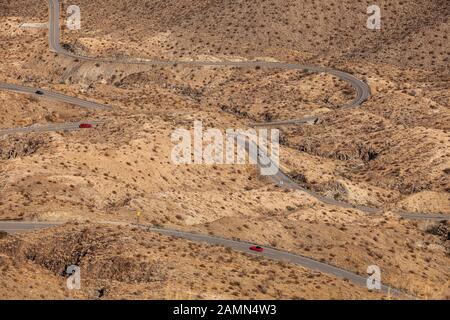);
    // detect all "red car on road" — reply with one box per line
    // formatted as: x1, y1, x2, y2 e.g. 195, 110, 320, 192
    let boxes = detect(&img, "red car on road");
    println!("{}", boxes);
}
79, 123, 93, 129
249, 245, 264, 252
